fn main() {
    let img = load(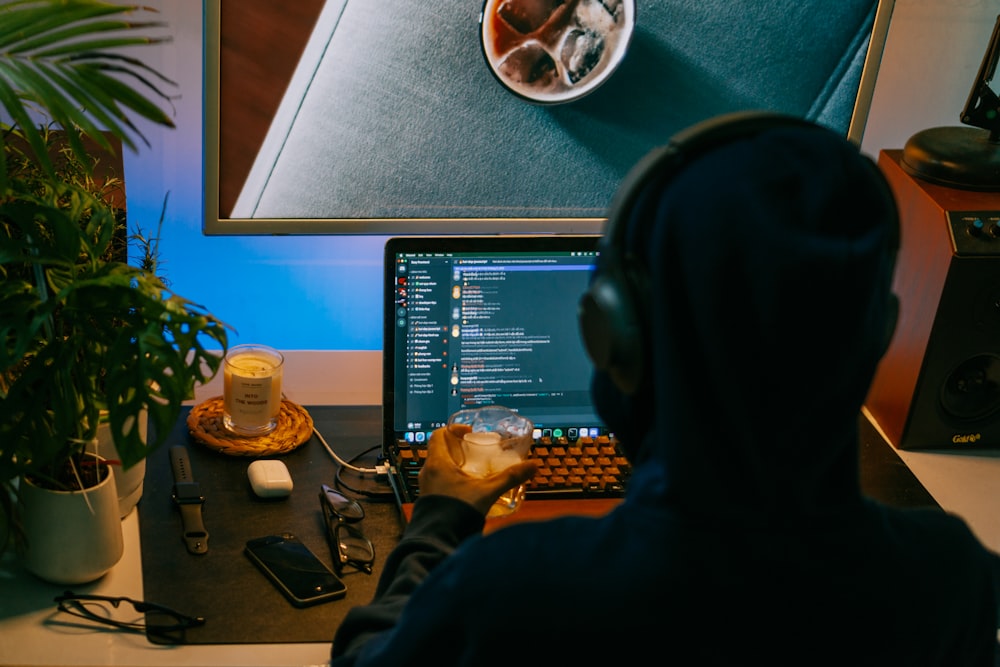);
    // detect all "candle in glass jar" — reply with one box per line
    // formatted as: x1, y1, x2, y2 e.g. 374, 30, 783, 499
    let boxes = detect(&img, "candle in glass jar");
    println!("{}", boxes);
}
223, 344, 284, 436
